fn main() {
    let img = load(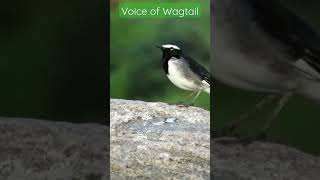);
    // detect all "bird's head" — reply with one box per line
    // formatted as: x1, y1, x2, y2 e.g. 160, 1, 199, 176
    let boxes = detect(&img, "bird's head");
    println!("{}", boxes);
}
156, 44, 182, 58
